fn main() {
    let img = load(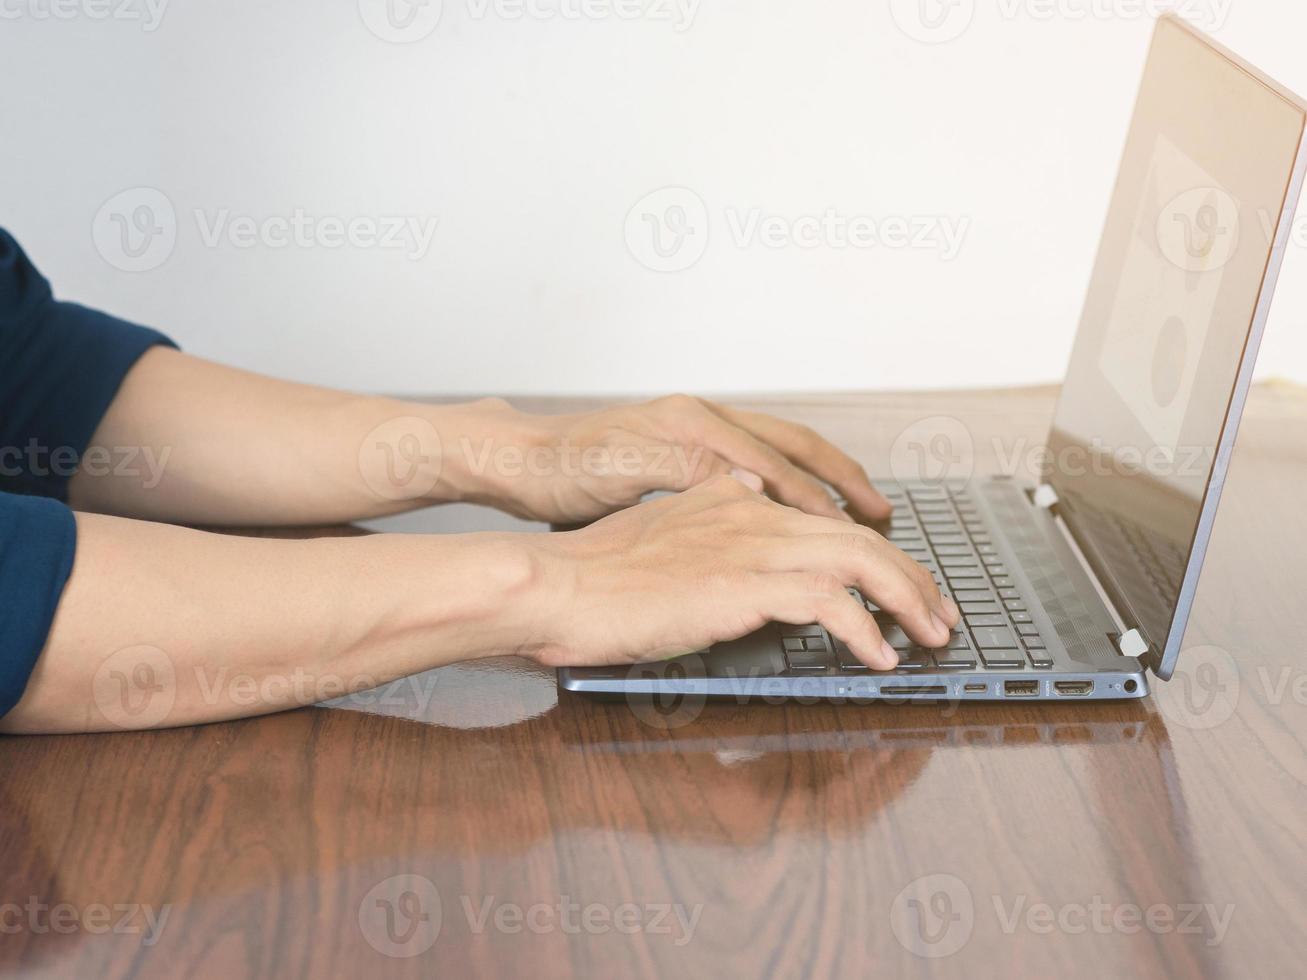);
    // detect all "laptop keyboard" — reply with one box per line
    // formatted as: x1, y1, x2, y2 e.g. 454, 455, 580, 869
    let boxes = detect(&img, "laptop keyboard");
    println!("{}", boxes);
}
779, 482, 1054, 672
